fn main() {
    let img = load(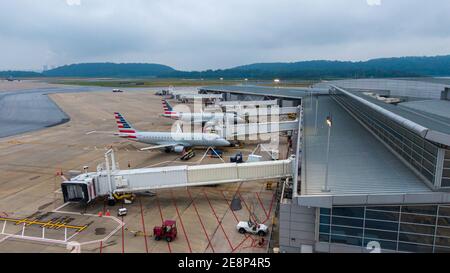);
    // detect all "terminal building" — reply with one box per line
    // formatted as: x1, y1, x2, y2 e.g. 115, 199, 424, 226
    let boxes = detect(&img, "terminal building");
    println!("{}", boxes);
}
202, 78, 450, 253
